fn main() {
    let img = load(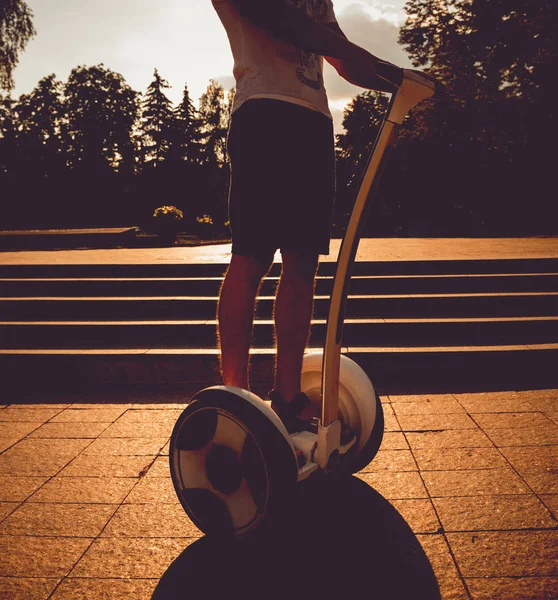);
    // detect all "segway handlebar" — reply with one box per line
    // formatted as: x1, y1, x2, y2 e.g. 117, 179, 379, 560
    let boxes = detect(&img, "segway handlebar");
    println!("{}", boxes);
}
320, 68, 444, 428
